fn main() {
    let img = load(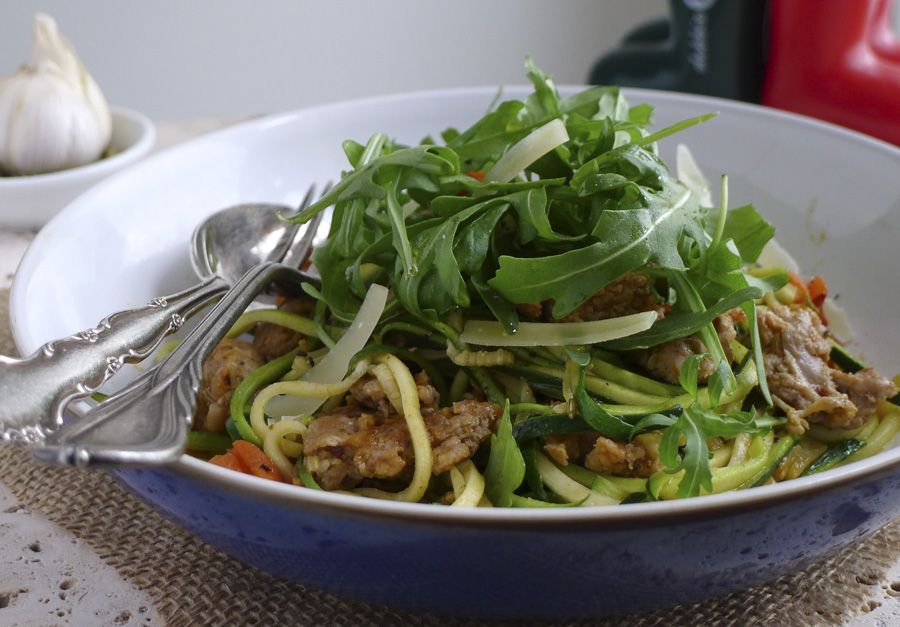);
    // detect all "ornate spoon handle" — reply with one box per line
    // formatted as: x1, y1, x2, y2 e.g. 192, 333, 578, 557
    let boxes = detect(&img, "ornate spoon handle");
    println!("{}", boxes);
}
31, 263, 307, 468
0, 276, 228, 446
